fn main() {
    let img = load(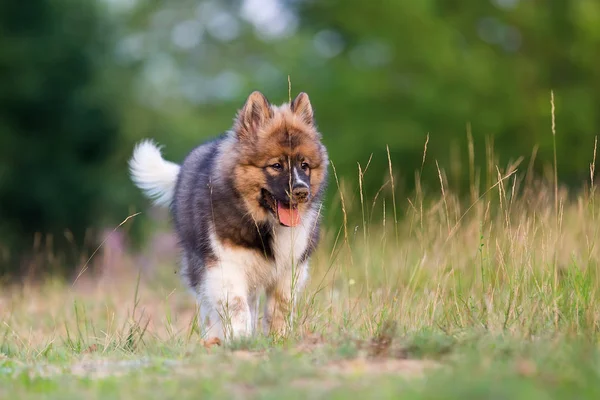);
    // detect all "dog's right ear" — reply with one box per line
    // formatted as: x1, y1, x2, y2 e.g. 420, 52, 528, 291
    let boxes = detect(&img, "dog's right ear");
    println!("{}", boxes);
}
235, 91, 273, 141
